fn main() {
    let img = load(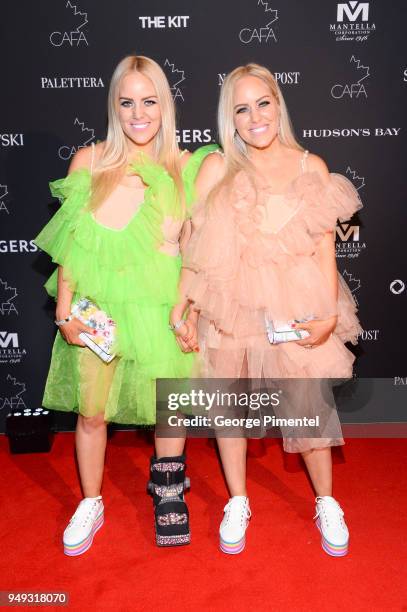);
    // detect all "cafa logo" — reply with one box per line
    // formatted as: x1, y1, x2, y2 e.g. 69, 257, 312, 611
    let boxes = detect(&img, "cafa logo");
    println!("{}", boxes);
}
0, 279, 18, 316
331, 2, 375, 42
50, 1, 89, 47
239, 1, 278, 44
335, 167, 365, 259
0, 374, 27, 412
342, 270, 361, 306
0, 332, 26, 364
58, 118, 95, 160
0, 185, 9, 214
163, 60, 185, 102
331, 55, 369, 99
